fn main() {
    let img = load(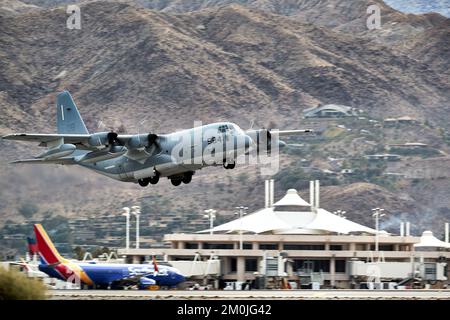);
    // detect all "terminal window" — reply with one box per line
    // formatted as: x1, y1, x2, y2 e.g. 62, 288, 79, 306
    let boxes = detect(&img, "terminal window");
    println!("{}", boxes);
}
230, 258, 237, 272
294, 259, 330, 273
283, 244, 325, 250
245, 258, 258, 272
203, 243, 234, 249
259, 243, 278, 250
185, 243, 198, 249
370, 244, 394, 251
335, 260, 346, 273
